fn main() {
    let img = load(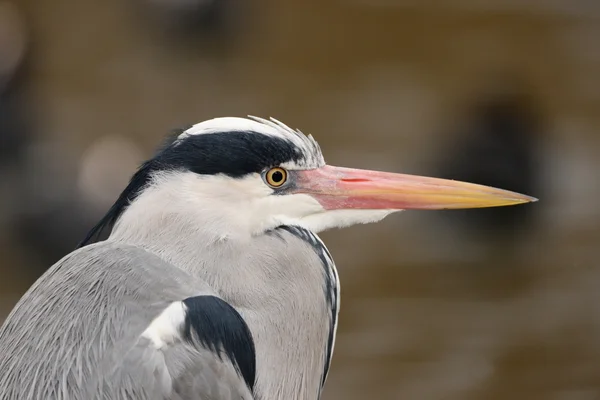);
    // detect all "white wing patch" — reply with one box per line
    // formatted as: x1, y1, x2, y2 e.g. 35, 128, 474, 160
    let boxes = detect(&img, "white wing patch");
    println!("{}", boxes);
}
141, 301, 187, 349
